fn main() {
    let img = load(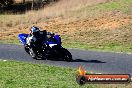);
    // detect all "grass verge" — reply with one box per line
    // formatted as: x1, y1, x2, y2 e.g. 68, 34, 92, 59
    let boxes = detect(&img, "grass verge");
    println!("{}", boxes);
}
0, 40, 20, 45
0, 60, 95, 88
0, 60, 132, 88
63, 42, 132, 53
